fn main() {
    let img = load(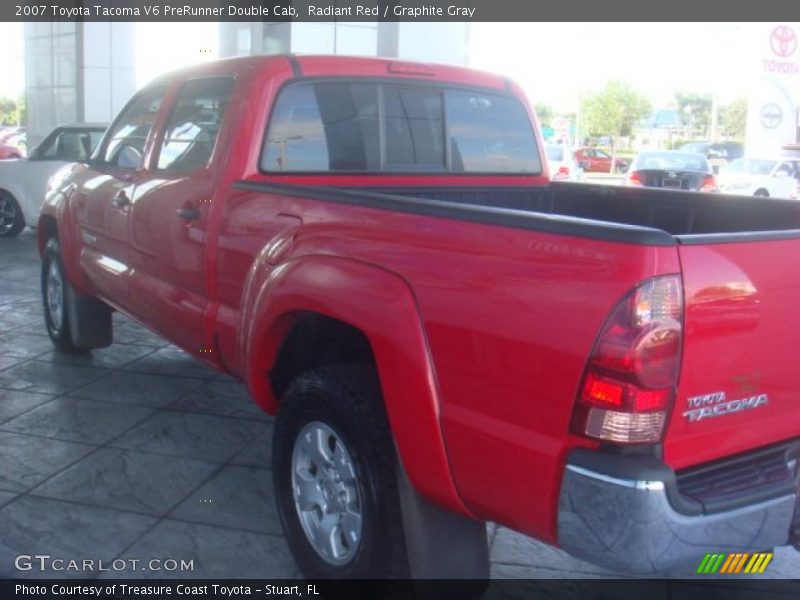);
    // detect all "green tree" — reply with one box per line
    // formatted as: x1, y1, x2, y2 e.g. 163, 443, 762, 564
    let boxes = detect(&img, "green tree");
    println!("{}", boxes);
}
16, 94, 25, 127
675, 91, 712, 138
533, 102, 554, 129
0, 97, 16, 126
719, 97, 747, 140
579, 81, 651, 172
